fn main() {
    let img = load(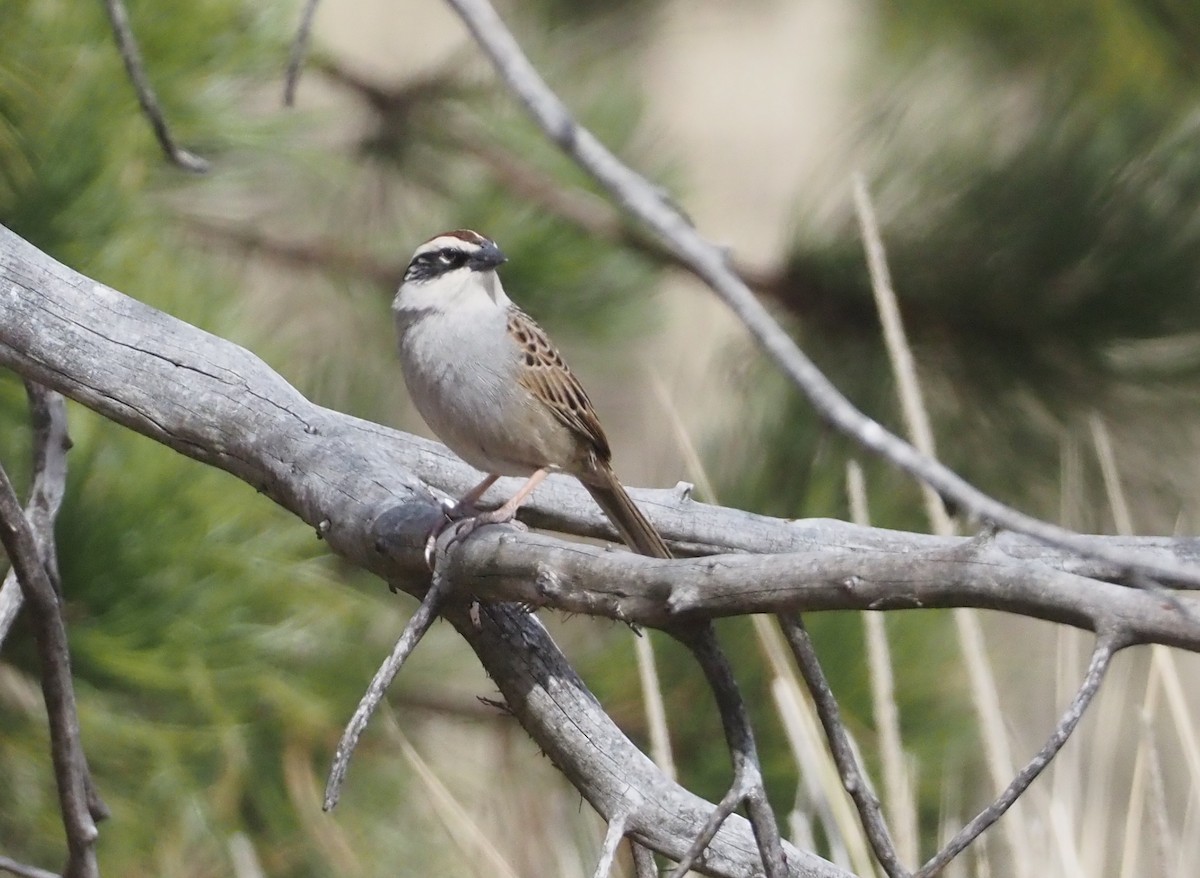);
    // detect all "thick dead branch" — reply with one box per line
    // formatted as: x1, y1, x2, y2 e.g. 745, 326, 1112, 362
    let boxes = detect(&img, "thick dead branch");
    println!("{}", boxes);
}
13, 220, 1194, 597
0, 383, 69, 647
1, 223, 848, 877
779, 615, 908, 878
437, 531, 1200, 651
440, 0, 1200, 590
2, 224, 1195, 876
100, 0, 208, 172
0, 464, 99, 878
